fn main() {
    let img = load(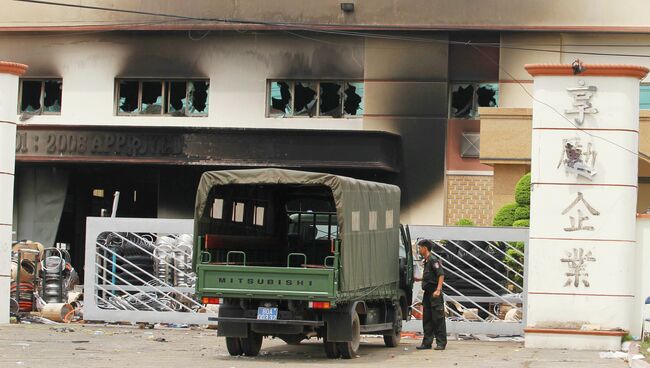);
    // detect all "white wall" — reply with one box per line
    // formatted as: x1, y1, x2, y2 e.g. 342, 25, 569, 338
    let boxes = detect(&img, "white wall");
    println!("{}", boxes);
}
0, 32, 365, 130
499, 32, 650, 109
